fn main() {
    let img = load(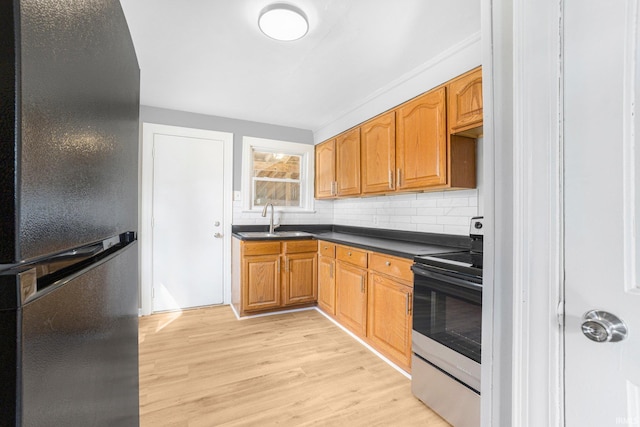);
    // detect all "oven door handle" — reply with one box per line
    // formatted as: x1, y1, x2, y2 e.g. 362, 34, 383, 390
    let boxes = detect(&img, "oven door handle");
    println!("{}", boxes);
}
411, 264, 483, 292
